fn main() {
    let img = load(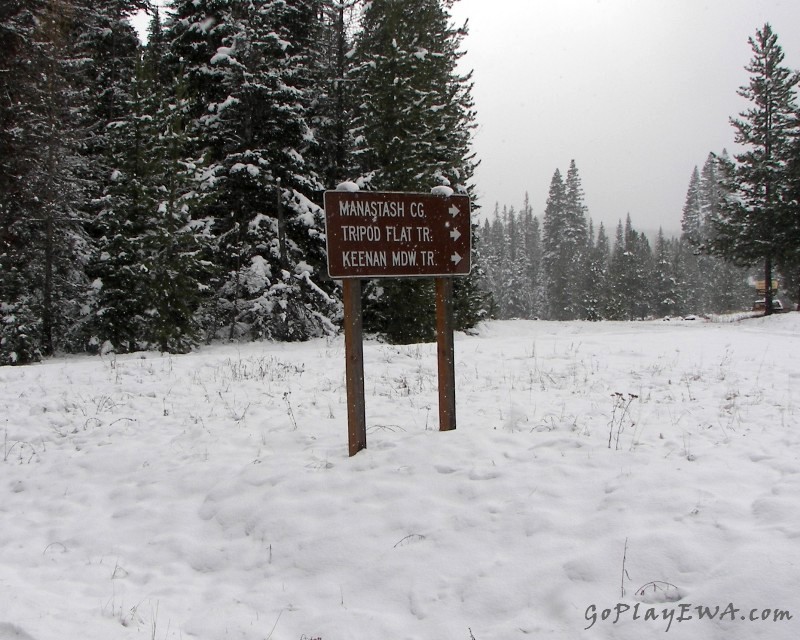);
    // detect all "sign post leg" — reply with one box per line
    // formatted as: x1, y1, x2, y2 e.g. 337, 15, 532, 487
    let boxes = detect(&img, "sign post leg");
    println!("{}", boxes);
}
435, 277, 456, 431
343, 279, 367, 455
